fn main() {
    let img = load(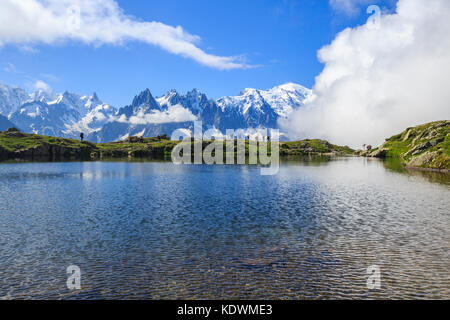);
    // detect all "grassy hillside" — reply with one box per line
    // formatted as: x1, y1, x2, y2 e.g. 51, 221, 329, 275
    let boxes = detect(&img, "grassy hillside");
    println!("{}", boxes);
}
0, 128, 354, 162
0, 128, 177, 160
280, 139, 354, 156
366, 120, 449, 170
0, 130, 87, 151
